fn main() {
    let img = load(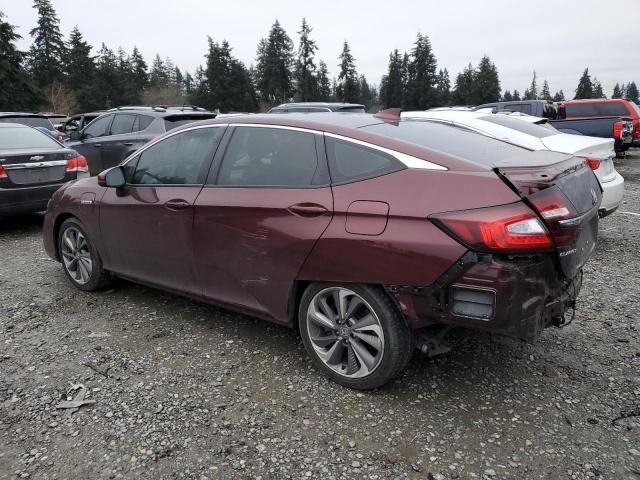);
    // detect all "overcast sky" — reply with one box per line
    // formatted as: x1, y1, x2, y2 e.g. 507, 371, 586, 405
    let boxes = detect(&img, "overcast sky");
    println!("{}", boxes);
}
4, 0, 640, 97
